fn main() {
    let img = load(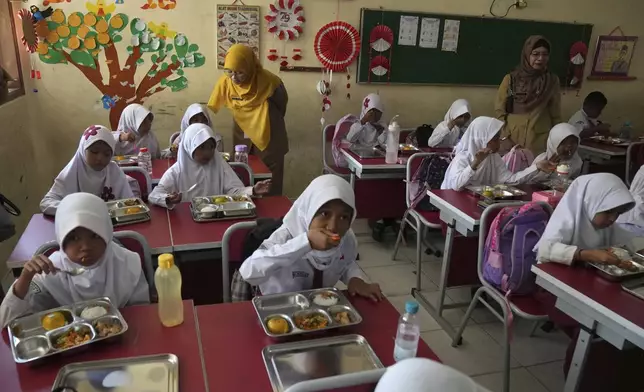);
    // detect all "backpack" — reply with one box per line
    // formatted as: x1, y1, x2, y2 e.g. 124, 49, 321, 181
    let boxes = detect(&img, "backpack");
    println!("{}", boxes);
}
409, 154, 451, 212
231, 218, 284, 302
502, 145, 535, 173
482, 202, 550, 296
331, 114, 359, 168
405, 124, 434, 148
